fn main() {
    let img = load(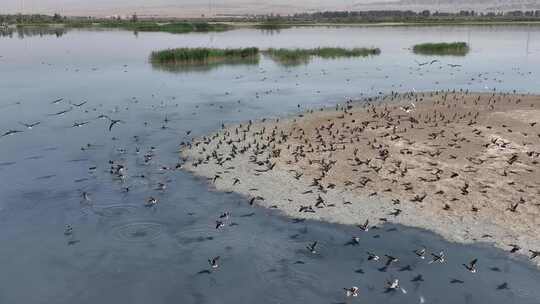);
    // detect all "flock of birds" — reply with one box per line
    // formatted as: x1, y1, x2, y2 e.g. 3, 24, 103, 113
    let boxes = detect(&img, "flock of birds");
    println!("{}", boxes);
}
184, 89, 540, 298
0, 98, 127, 139
1, 33, 539, 302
